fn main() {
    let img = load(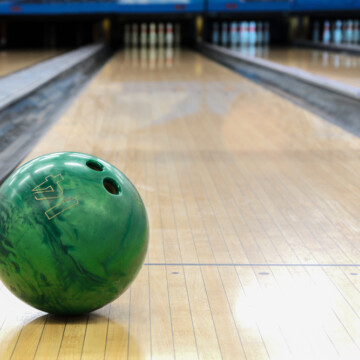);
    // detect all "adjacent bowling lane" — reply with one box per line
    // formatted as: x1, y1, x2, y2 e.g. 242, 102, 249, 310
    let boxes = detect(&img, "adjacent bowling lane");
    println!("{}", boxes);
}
0, 49, 62, 78
252, 46, 360, 88
1, 47, 360, 360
